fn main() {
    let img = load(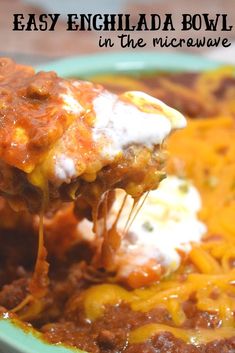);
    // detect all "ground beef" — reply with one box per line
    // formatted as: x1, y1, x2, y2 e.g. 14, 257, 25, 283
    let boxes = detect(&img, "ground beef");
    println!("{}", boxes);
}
1, 227, 234, 353
0, 277, 29, 309
41, 303, 235, 353
1, 68, 235, 351
124, 334, 235, 353
43, 322, 235, 353
125, 332, 199, 353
